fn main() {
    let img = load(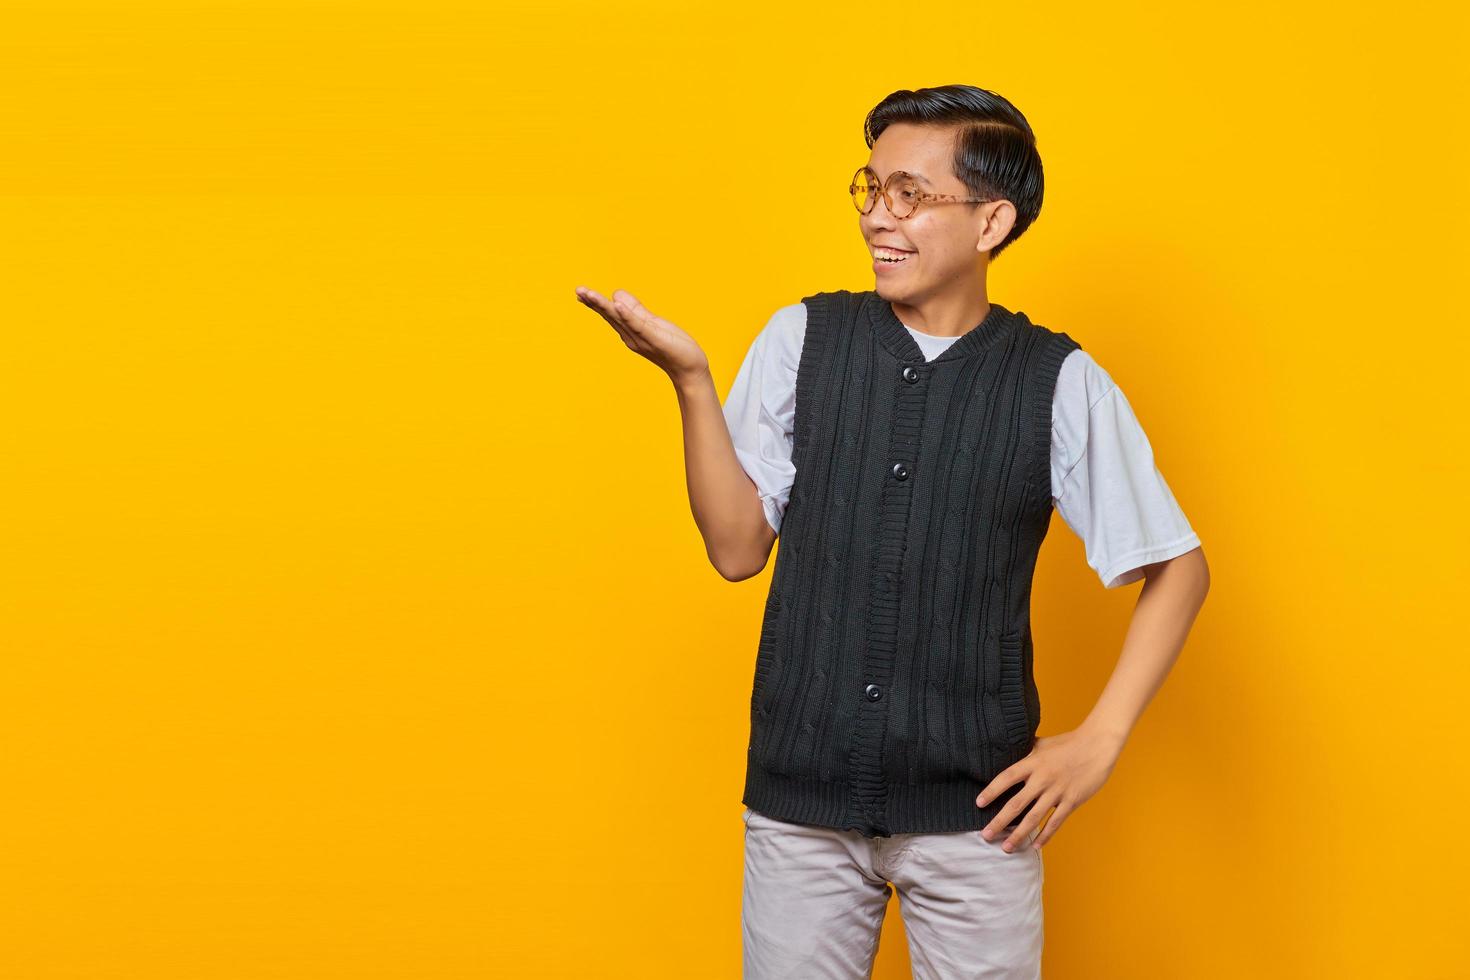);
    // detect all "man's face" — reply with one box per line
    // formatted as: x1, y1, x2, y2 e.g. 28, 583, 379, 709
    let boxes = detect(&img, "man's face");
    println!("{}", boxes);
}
860, 122, 992, 302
